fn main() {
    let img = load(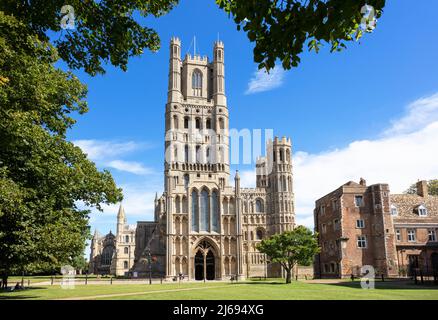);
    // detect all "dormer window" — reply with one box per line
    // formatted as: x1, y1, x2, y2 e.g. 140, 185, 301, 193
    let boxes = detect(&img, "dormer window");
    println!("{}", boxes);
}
418, 205, 428, 217
390, 205, 398, 216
